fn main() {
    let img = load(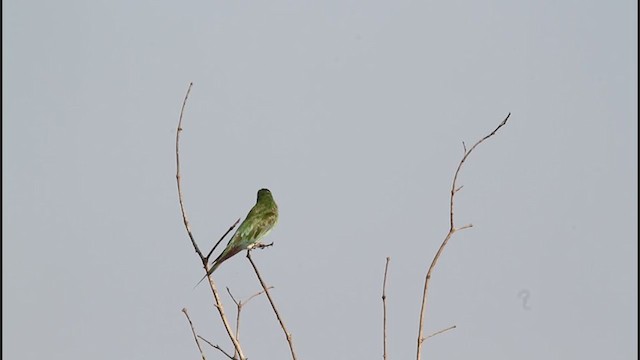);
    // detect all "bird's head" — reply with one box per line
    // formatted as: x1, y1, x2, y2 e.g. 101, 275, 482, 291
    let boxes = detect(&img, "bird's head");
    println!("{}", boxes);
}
257, 188, 273, 201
